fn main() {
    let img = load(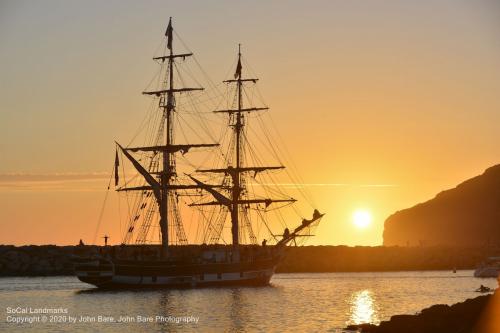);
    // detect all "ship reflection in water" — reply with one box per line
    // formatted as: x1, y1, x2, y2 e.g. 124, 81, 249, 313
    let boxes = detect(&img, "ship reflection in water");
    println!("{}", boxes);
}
349, 290, 380, 325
